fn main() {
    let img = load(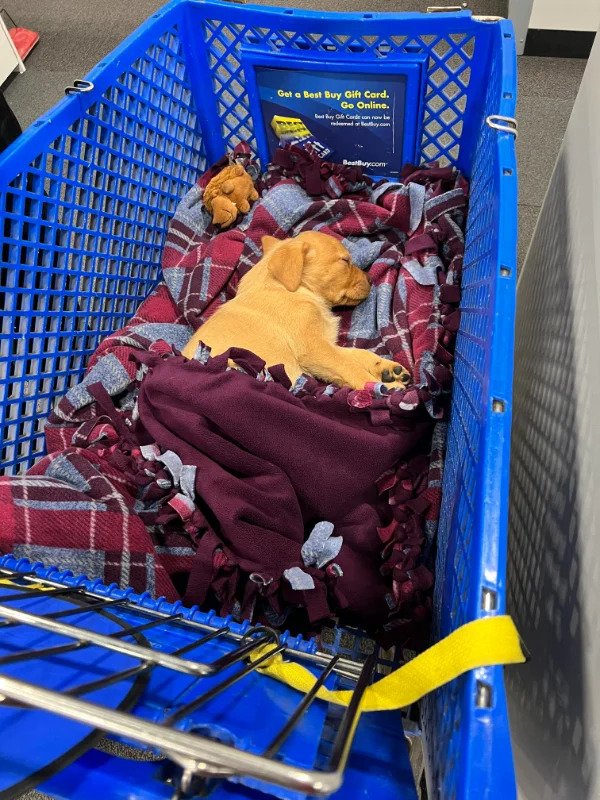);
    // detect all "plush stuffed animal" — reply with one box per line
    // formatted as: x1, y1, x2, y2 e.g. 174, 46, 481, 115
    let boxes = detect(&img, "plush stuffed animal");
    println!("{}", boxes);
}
203, 163, 259, 228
